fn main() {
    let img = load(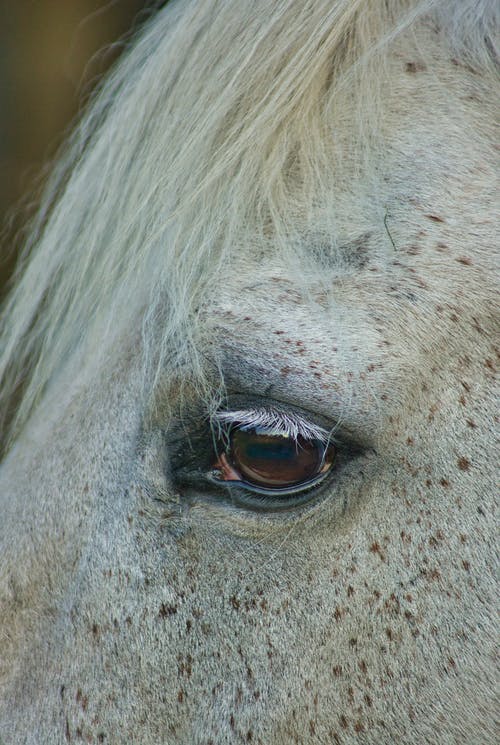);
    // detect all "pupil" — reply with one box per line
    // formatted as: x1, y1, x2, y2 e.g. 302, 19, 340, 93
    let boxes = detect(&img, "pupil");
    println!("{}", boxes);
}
230, 427, 328, 488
